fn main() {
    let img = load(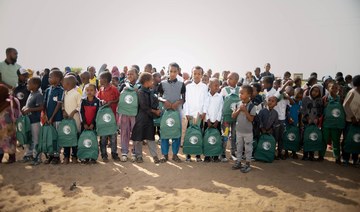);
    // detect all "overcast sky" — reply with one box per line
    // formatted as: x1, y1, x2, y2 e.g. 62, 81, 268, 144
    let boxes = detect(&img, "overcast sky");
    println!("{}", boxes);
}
0, 0, 359, 78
